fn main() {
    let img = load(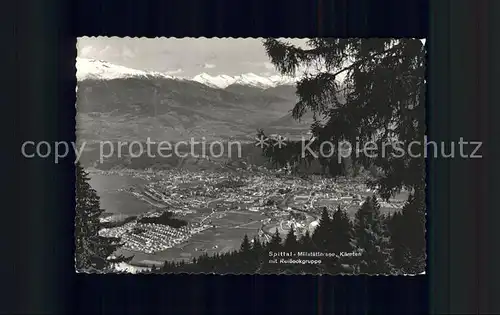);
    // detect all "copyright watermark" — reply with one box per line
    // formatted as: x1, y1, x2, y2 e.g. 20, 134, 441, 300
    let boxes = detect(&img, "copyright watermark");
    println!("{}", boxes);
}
300, 136, 483, 163
20, 135, 483, 164
20, 137, 243, 164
